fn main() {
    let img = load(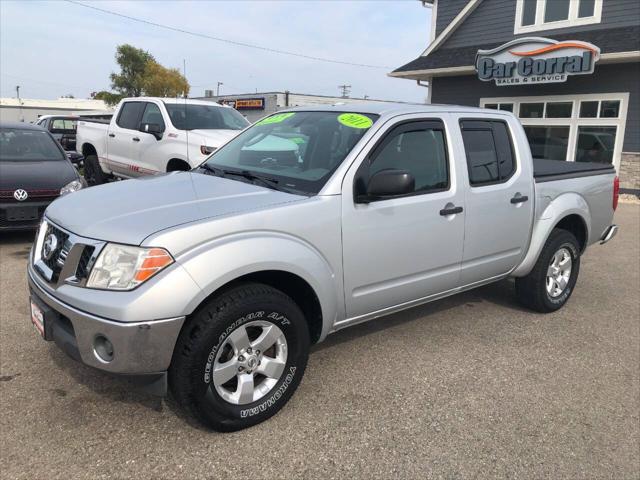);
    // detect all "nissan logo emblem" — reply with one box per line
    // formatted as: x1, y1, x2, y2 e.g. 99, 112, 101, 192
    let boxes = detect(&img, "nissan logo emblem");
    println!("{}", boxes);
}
42, 233, 58, 261
13, 189, 28, 201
